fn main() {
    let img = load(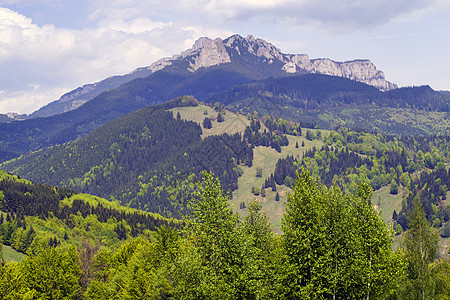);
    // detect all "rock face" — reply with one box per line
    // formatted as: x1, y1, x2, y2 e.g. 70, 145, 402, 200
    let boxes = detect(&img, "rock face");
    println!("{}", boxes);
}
181, 37, 231, 71
29, 34, 396, 118
221, 34, 396, 91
